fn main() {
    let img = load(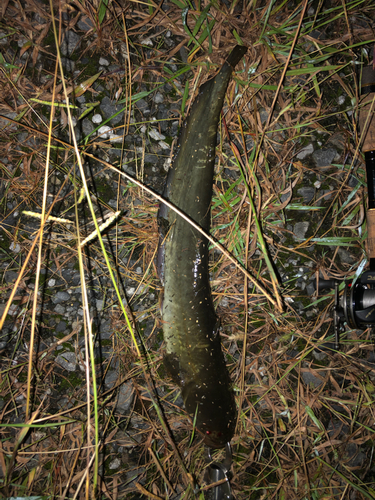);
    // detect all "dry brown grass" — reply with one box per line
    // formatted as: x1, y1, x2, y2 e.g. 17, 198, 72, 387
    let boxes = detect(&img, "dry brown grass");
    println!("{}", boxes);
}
0, 0, 375, 498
